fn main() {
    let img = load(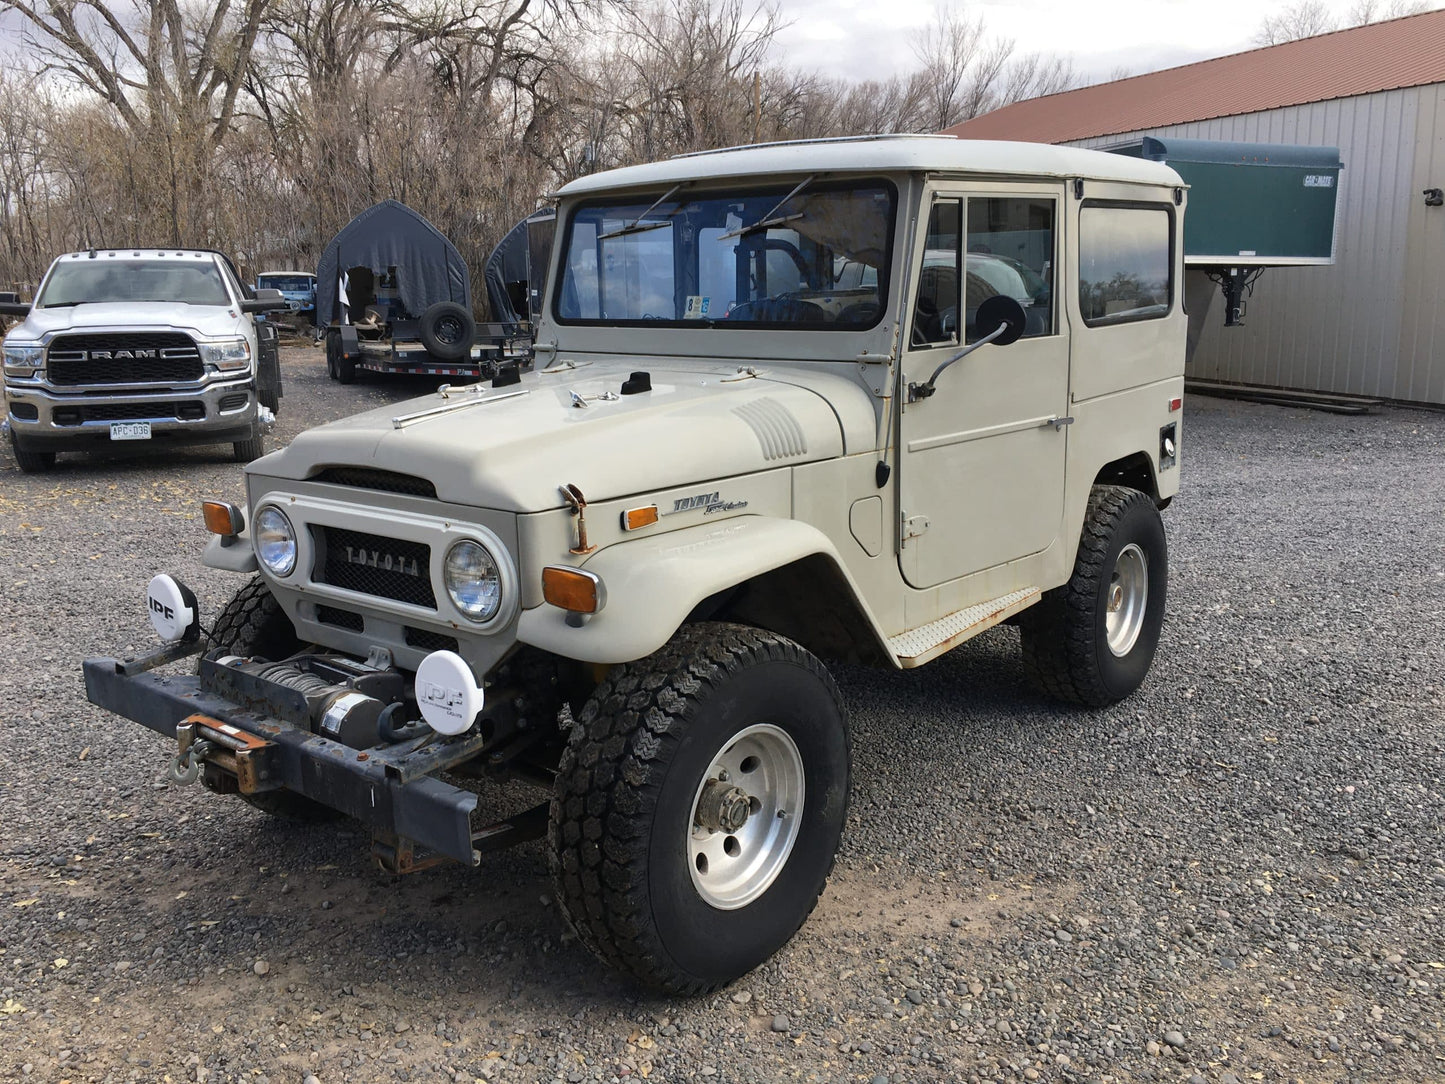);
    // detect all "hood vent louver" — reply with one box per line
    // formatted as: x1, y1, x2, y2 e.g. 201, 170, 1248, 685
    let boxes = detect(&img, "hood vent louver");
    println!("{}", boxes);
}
312, 467, 437, 498
733, 397, 807, 461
